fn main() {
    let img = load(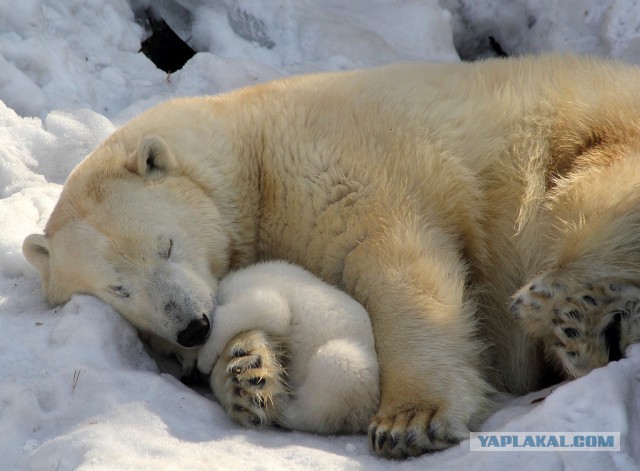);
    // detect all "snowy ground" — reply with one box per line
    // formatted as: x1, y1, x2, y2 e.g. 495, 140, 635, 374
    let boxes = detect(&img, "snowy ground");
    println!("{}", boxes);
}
2, 1, 640, 469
